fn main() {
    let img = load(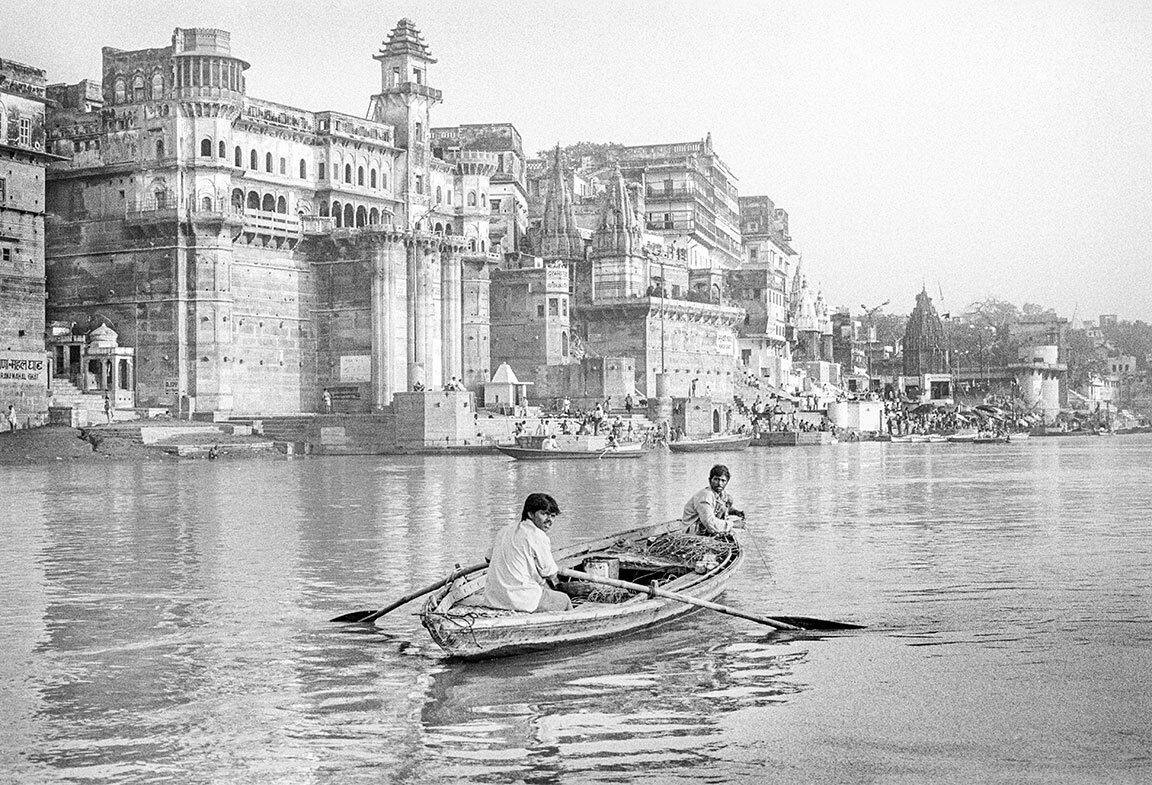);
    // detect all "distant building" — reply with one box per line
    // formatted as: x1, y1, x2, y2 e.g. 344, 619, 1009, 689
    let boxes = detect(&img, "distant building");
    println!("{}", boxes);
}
1099, 314, 1118, 327
1, 56, 62, 422
901, 289, 950, 376
43, 20, 494, 415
